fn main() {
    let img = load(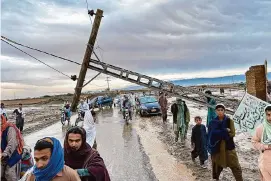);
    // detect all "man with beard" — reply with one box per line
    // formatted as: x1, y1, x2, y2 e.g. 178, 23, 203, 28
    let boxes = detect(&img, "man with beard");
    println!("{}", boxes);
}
64, 126, 110, 181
